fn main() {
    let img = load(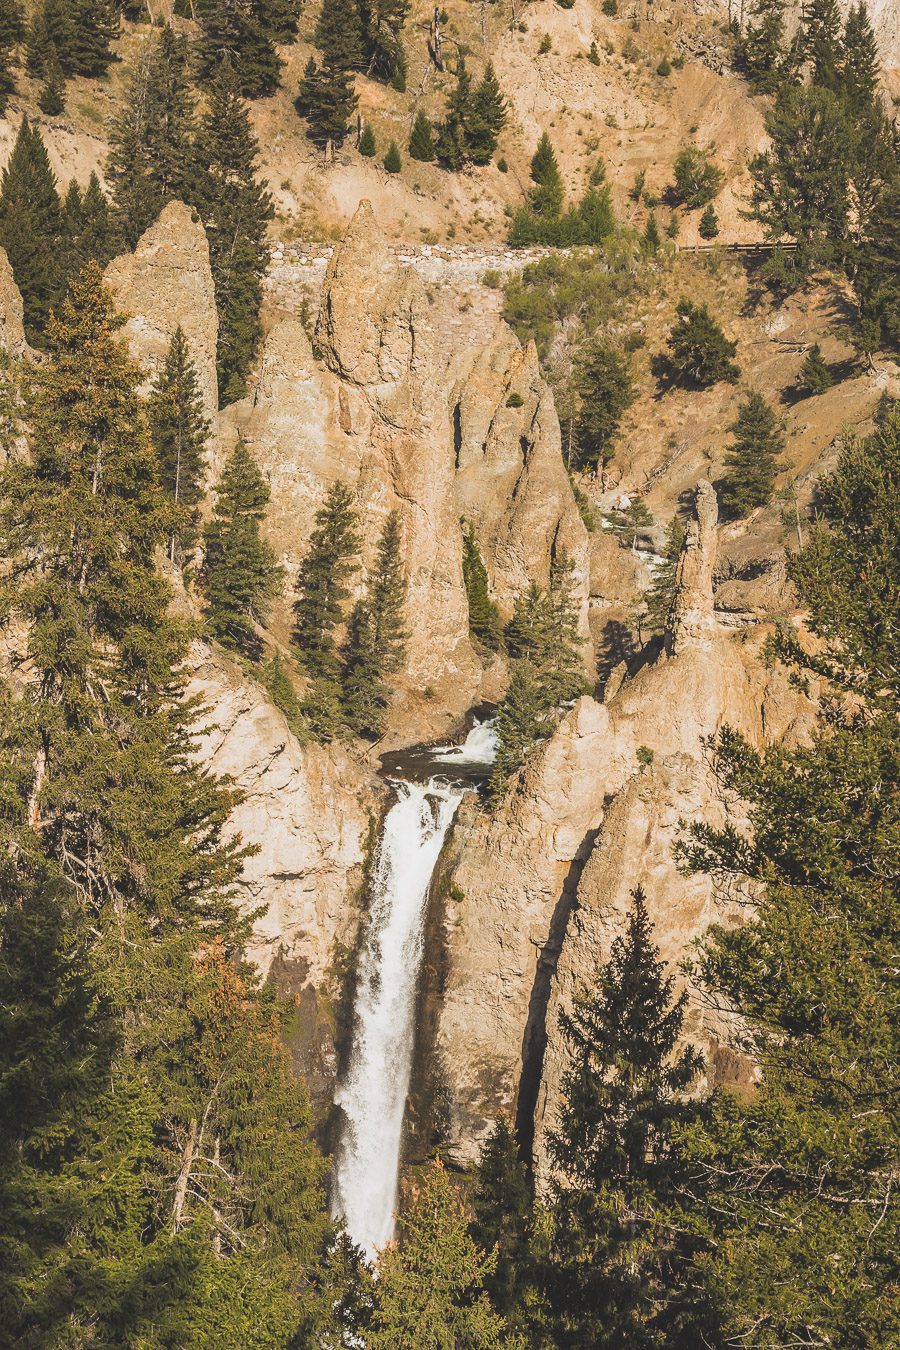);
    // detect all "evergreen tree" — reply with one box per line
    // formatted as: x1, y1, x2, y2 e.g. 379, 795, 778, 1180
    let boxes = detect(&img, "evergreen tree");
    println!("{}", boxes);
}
796, 341, 833, 394
359, 121, 376, 156
0, 266, 330, 1341
462, 519, 504, 651
368, 1161, 516, 1349
671, 145, 723, 208
409, 109, 435, 162
0, 0, 24, 115
195, 0, 282, 100
25, 5, 50, 77
148, 327, 210, 564
259, 0, 301, 41
605, 496, 654, 550
106, 25, 196, 250
661, 299, 740, 389
0, 116, 62, 345
361, 0, 410, 87
471, 1121, 533, 1321
383, 139, 401, 173
435, 54, 473, 170
528, 131, 565, 217
466, 62, 508, 166
293, 480, 360, 680
737, 0, 787, 93
314, 0, 365, 71
856, 171, 900, 353
193, 68, 274, 403
574, 340, 636, 475
341, 511, 407, 737
718, 390, 785, 518
544, 549, 587, 706
698, 201, 719, 238
800, 0, 843, 89
642, 210, 661, 253
296, 55, 358, 152
543, 889, 707, 1349
840, 1, 880, 113
37, 39, 64, 116
644, 515, 686, 633
748, 83, 853, 281
45, 0, 118, 78
487, 660, 553, 799
58, 173, 116, 295
202, 441, 283, 657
